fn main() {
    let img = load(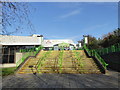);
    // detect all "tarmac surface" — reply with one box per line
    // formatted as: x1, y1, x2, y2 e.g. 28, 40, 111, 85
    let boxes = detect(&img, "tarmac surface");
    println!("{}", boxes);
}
2, 70, 119, 88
